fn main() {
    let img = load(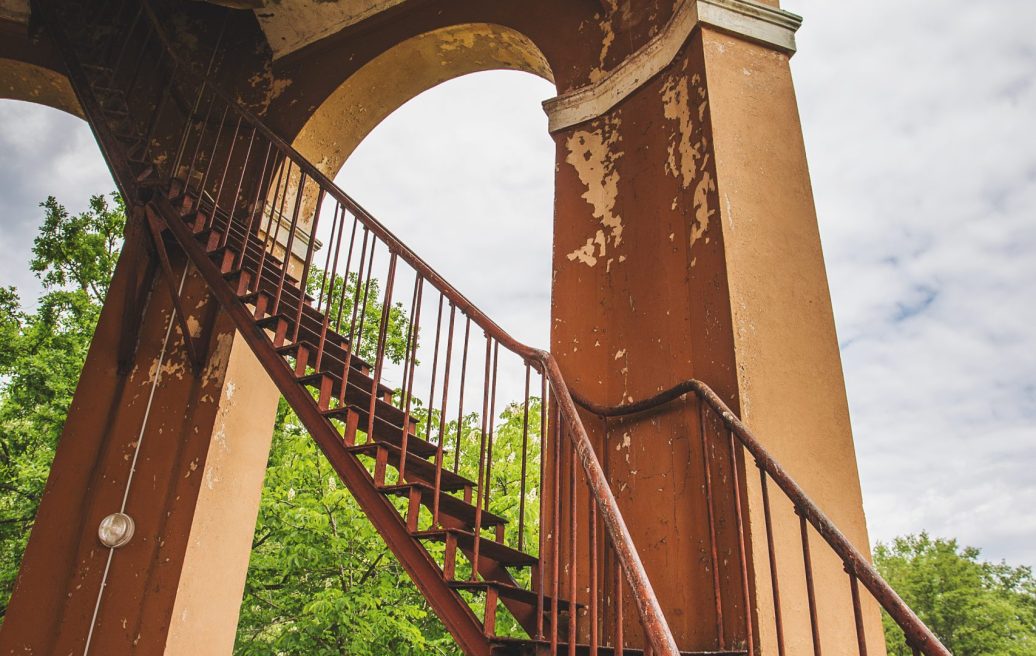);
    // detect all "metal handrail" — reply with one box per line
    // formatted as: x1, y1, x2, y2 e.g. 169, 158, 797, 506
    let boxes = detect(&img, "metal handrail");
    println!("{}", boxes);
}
572, 380, 952, 656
